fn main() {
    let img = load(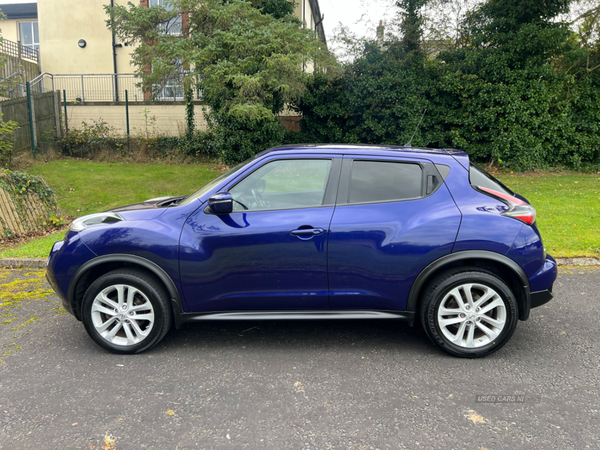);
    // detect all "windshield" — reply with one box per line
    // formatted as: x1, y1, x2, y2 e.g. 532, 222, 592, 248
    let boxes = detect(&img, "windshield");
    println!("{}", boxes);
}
179, 158, 254, 206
